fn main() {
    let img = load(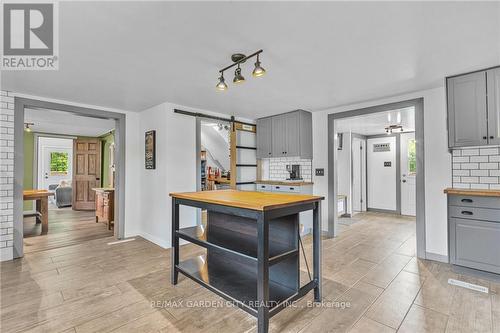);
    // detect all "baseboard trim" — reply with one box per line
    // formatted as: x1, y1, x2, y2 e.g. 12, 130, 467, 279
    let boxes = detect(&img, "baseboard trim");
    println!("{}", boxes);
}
367, 208, 398, 214
425, 251, 448, 263
139, 232, 169, 249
